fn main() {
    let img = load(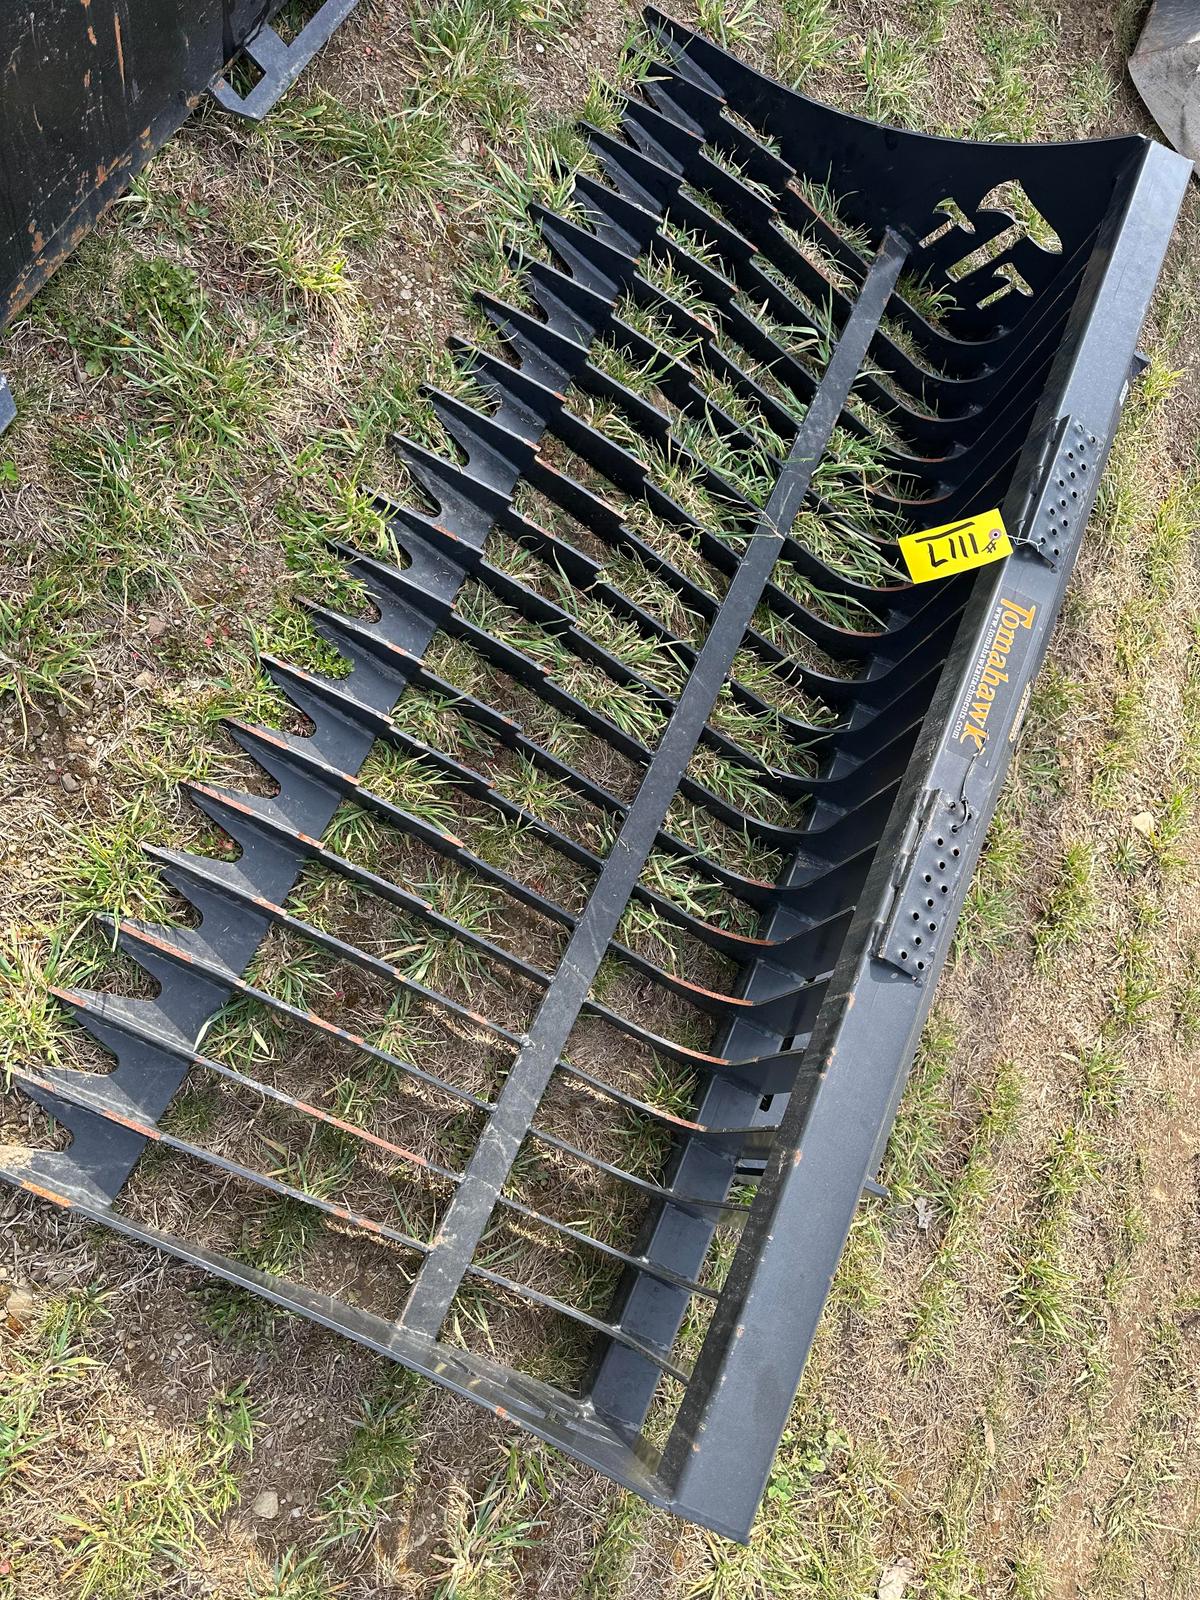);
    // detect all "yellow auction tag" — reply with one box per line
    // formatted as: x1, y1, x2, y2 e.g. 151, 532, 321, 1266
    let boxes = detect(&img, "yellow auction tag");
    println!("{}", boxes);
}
899, 510, 1011, 584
